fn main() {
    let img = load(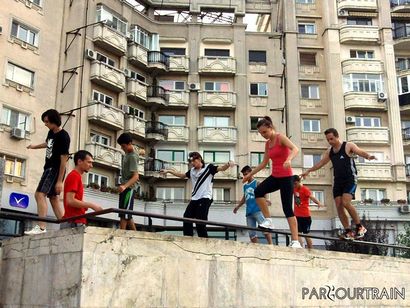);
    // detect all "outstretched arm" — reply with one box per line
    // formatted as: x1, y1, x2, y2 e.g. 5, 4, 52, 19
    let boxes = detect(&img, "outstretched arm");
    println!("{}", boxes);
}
347, 142, 376, 160
160, 169, 187, 179
301, 148, 331, 178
